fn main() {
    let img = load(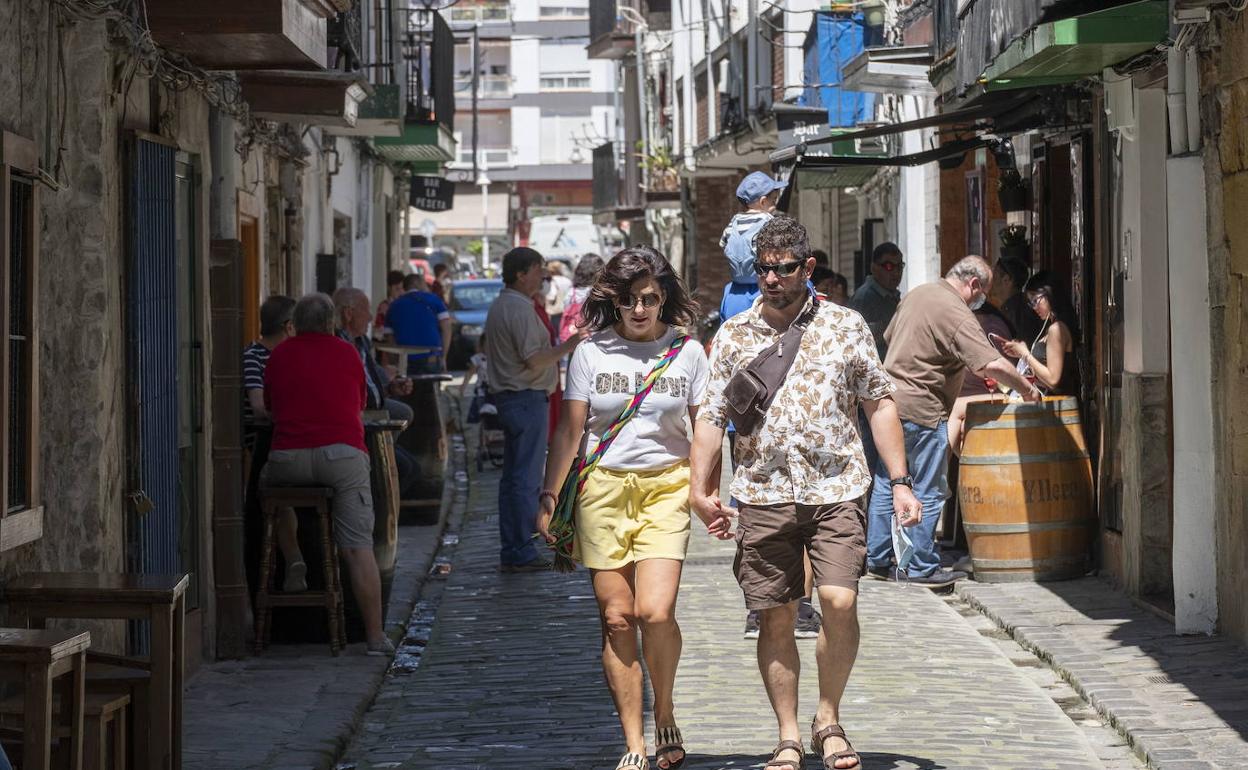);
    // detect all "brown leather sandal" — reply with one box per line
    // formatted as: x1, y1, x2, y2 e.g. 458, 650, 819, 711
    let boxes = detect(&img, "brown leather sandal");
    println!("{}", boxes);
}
811, 722, 861, 769
765, 739, 806, 770
655, 726, 686, 770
